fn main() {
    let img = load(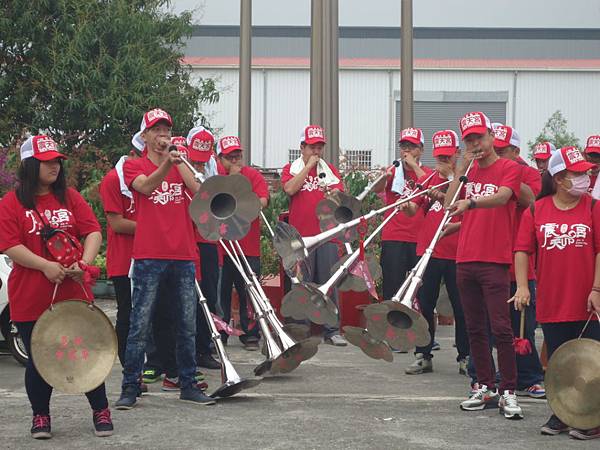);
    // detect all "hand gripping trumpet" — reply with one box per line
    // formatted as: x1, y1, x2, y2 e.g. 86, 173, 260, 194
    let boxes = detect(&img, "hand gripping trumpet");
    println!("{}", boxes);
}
281, 205, 402, 327
219, 240, 320, 376
315, 161, 400, 242
273, 177, 452, 273
363, 159, 476, 351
